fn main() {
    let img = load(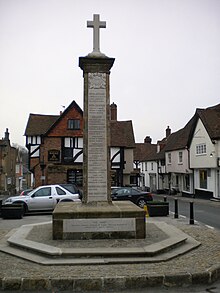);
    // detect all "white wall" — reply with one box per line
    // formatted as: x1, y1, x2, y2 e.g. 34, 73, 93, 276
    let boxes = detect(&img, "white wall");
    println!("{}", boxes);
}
166, 149, 191, 173
190, 118, 219, 198
190, 119, 217, 168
